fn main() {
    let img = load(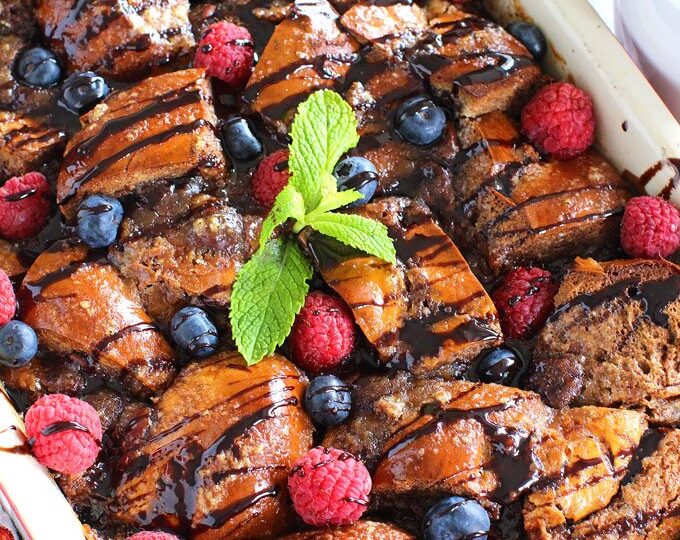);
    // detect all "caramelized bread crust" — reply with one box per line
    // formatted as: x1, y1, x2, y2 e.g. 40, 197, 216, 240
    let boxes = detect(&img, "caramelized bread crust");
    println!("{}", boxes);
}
19, 240, 177, 398
115, 352, 313, 540
0, 239, 30, 283
244, 0, 359, 132
36, 0, 195, 80
56, 68, 226, 219
0, 111, 66, 180
530, 258, 680, 425
278, 520, 416, 539
302, 197, 501, 377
